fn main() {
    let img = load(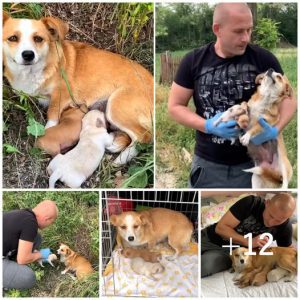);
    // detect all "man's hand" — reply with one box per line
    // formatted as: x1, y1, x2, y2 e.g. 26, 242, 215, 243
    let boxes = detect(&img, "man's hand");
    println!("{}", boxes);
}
252, 234, 269, 248
40, 248, 51, 261
205, 113, 240, 139
250, 118, 278, 145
